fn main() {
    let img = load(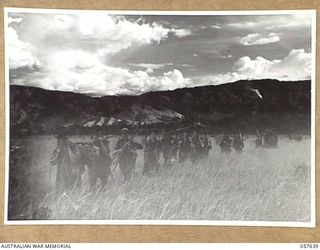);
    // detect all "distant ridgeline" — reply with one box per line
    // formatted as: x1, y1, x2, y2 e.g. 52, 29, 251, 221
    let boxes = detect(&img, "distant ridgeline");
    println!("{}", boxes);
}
9, 79, 311, 135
